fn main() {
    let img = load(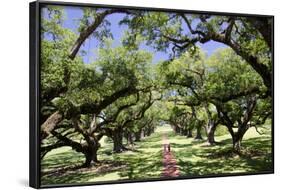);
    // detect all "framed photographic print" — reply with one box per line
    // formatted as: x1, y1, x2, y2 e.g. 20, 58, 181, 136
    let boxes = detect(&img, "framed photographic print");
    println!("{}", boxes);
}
29, 0, 274, 188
